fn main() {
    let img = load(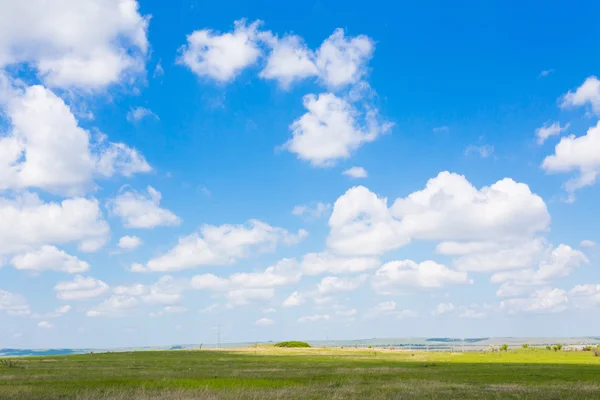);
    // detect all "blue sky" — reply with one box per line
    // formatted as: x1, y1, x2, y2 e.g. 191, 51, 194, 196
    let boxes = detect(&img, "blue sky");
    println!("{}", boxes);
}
1, 0, 600, 349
